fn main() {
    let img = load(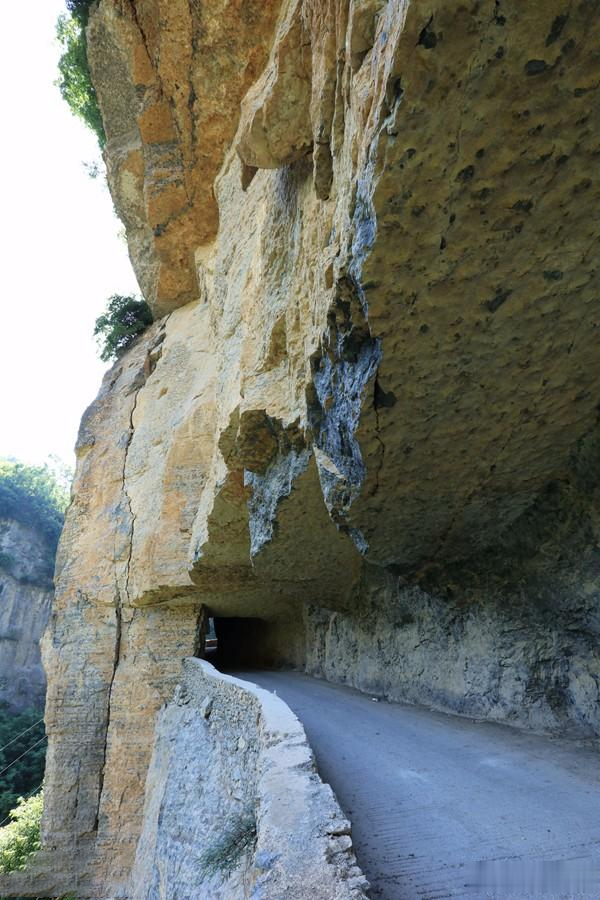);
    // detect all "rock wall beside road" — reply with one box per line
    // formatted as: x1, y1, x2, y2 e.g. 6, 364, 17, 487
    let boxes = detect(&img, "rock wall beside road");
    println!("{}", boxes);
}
132, 658, 368, 900
307, 433, 600, 737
